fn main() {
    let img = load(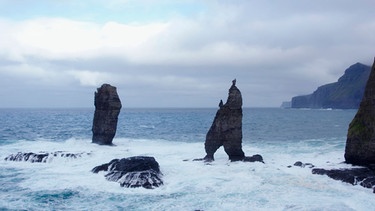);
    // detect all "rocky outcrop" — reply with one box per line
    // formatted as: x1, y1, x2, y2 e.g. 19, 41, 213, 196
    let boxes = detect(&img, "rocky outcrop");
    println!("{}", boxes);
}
312, 167, 375, 193
203, 79, 244, 162
198, 79, 263, 163
92, 84, 122, 145
345, 58, 375, 166
291, 63, 371, 109
4, 151, 90, 163
312, 59, 375, 193
92, 156, 163, 189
